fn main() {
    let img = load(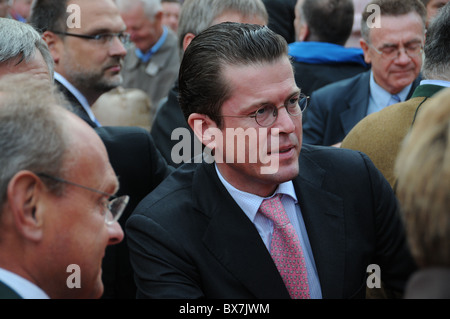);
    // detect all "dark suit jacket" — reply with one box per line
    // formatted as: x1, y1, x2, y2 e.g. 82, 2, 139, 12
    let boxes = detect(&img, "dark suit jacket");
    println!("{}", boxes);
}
303, 71, 421, 146
0, 281, 21, 299
293, 61, 370, 98
151, 81, 203, 168
54, 83, 174, 298
95, 126, 174, 299
262, 0, 297, 44
126, 144, 416, 299
55, 79, 98, 128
